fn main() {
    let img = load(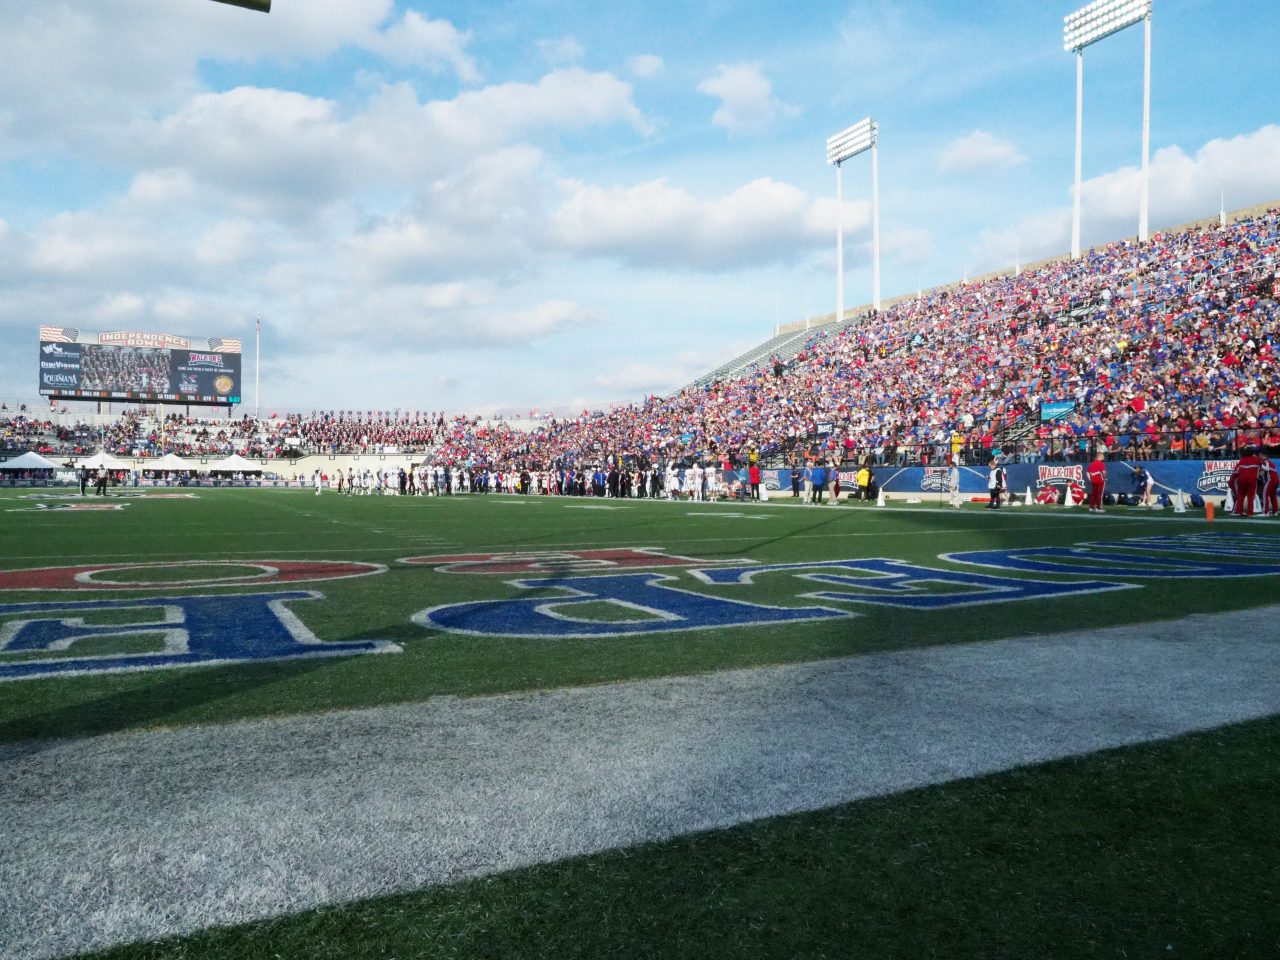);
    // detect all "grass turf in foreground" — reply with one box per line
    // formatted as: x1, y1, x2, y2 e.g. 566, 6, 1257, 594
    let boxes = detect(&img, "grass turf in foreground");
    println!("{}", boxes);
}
82, 715, 1280, 960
